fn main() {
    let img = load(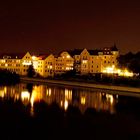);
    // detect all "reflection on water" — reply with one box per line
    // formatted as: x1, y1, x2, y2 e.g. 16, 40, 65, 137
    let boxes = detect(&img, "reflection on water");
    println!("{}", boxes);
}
0, 83, 119, 115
